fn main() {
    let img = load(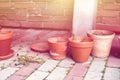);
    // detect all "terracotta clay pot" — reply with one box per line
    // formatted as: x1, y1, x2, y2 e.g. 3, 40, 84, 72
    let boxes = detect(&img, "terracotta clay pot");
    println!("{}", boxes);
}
69, 36, 94, 63
0, 29, 13, 56
87, 30, 115, 58
48, 37, 68, 60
